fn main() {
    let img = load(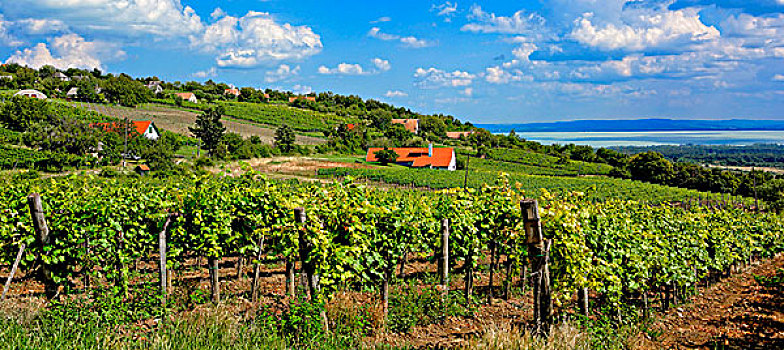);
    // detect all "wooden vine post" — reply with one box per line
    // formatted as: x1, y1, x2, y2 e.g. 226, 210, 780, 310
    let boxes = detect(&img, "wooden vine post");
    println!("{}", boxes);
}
521, 199, 553, 332
294, 208, 329, 332
208, 257, 220, 303
28, 193, 58, 299
158, 214, 174, 306
251, 234, 265, 303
